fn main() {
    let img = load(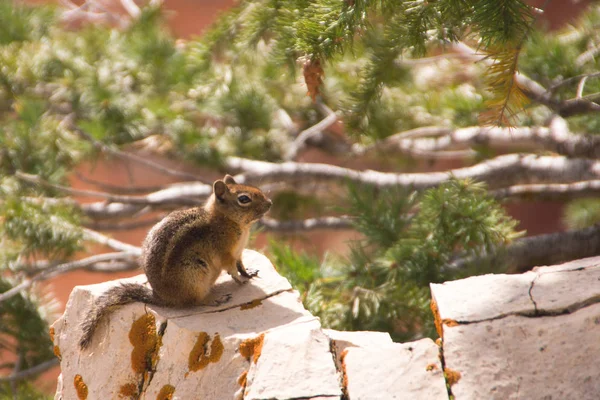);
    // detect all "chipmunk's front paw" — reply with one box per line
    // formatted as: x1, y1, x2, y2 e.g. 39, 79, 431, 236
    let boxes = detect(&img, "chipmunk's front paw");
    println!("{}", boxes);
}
243, 268, 259, 279
236, 260, 259, 280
